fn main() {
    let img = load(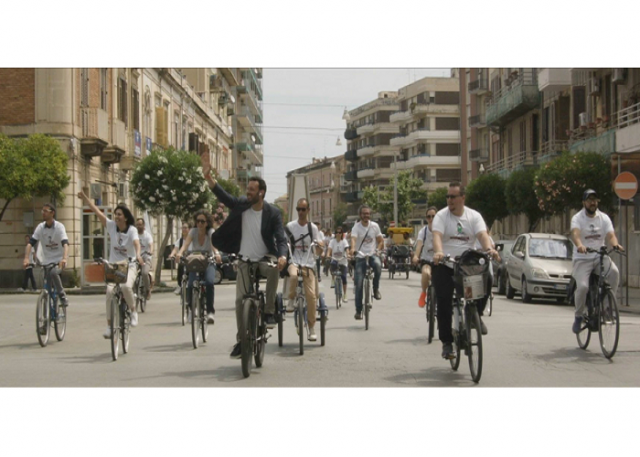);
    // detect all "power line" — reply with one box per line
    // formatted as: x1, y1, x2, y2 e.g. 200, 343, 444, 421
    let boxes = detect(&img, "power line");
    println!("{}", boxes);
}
262, 125, 343, 131
262, 102, 346, 108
